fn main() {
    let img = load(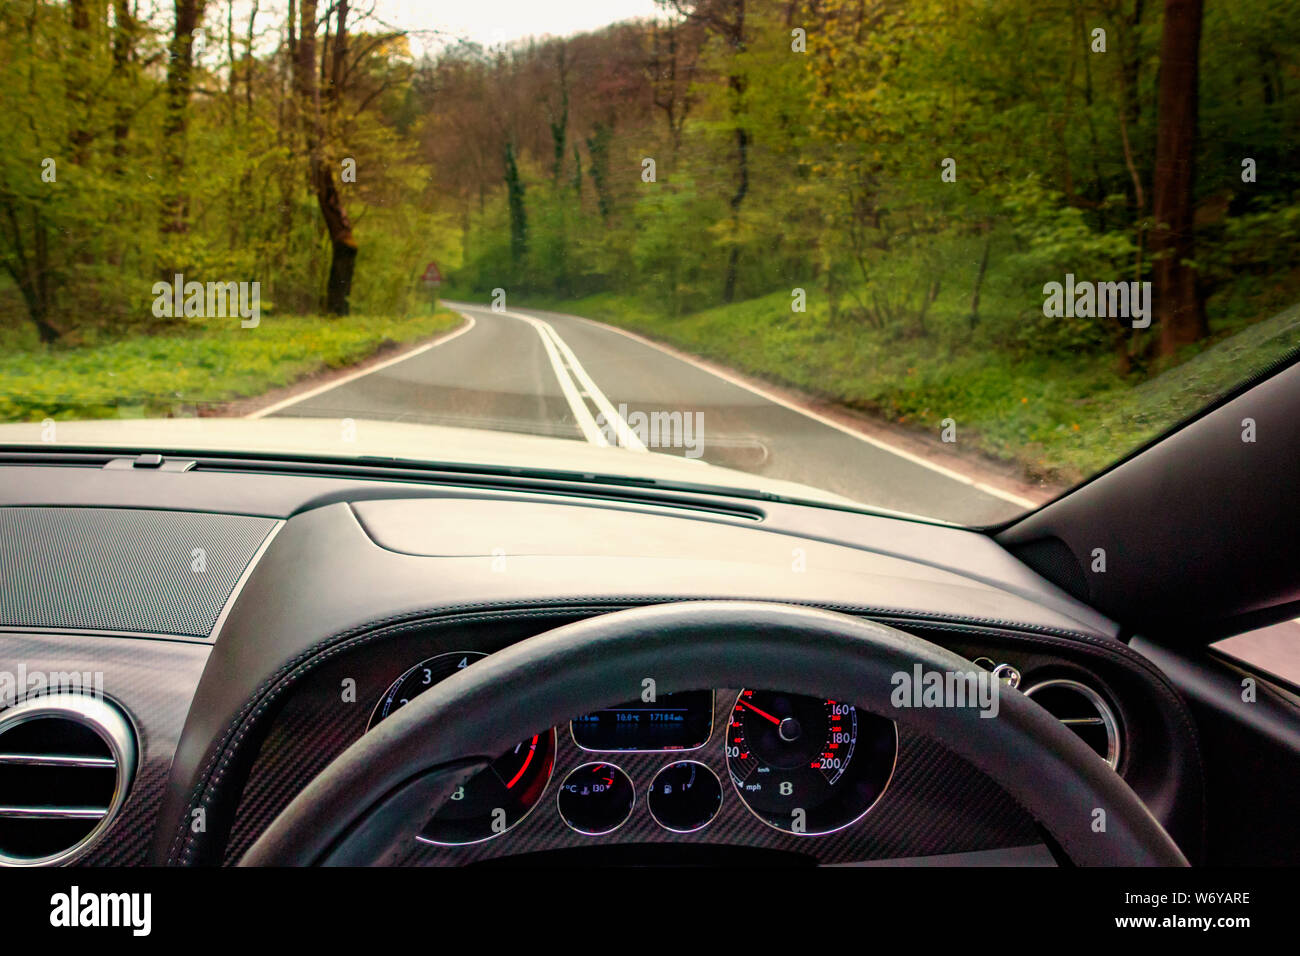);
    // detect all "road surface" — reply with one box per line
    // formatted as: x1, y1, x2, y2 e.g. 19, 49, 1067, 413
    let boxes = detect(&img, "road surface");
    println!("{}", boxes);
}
260, 302, 1033, 525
